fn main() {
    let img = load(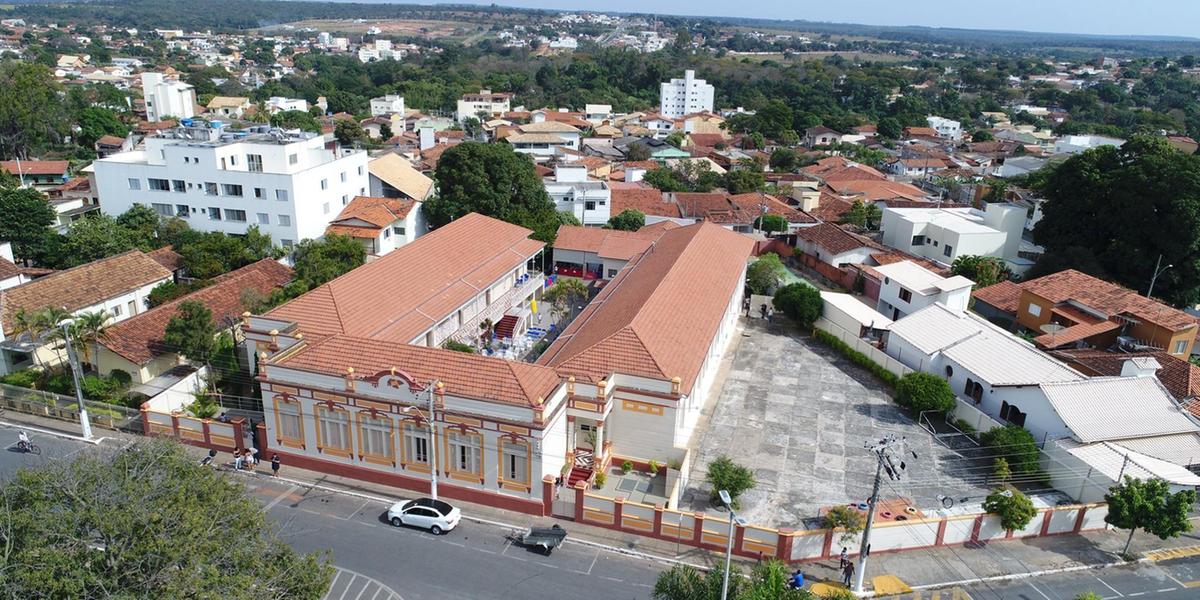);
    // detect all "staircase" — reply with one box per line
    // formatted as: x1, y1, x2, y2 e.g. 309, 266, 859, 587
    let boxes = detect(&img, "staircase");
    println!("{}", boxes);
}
566, 466, 592, 487
566, 449, 595, 487
493, 315, 519, 340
